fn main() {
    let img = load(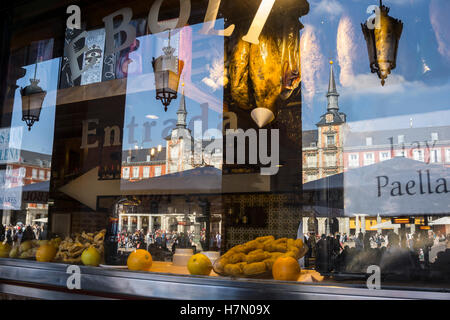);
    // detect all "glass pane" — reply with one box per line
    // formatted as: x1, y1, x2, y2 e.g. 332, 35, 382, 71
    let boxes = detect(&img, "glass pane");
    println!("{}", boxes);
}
0, 0, 448, 296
